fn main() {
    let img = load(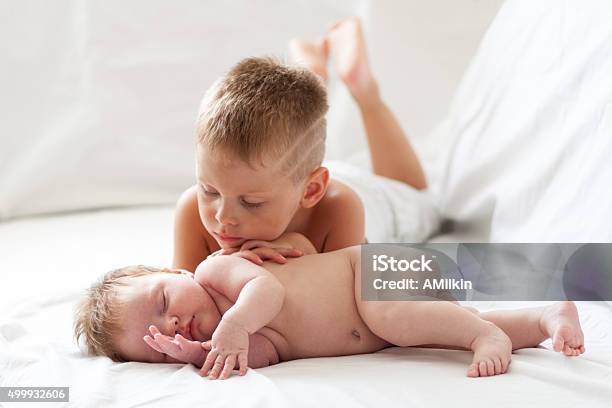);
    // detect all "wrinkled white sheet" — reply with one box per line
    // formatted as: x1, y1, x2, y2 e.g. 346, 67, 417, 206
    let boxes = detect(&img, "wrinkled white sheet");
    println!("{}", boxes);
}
0, 0, 502, 221
1, 207, 612, 407
438, 0, 612, 241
